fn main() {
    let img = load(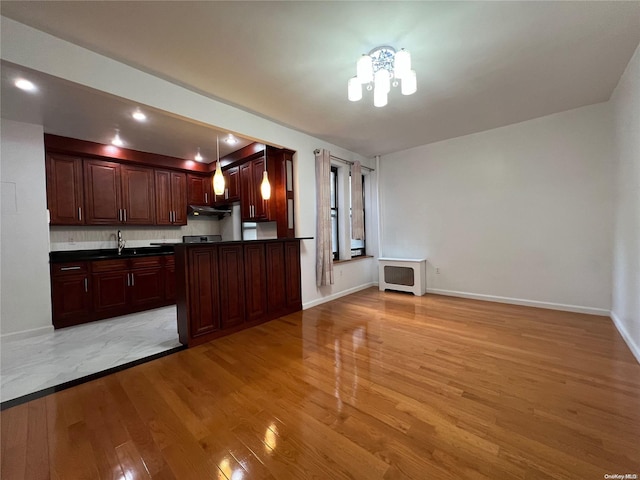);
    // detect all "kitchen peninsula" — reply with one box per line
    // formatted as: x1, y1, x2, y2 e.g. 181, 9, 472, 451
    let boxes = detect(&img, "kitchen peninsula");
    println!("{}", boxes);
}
175, 238, 304, 347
